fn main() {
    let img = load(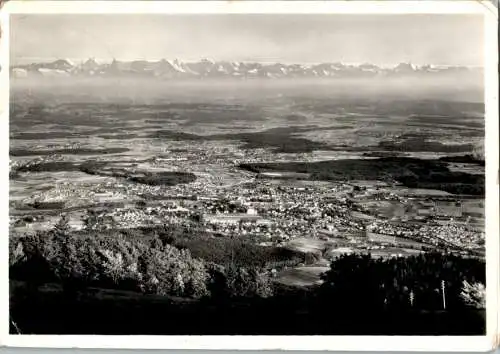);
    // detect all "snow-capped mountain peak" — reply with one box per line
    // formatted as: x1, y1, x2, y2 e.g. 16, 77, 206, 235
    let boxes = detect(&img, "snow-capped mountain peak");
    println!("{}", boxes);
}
10, 58, 481, 80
